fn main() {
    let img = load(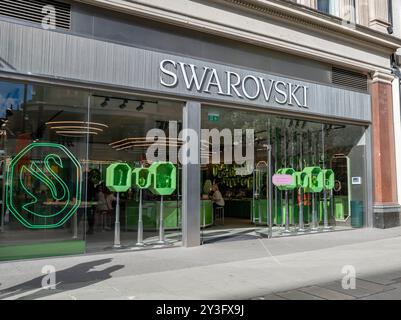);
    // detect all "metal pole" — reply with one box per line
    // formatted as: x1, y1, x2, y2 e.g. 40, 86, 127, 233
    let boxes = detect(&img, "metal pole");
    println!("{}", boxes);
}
283, 128, 291, 235
322, 125, 331, 231
113, 192, 121, 248
267, 145, 273, 238
311, 193, 318, 232
311, 132, 318, 233
158, 195, 166, 244
136, 189, 145, 246
73, 211, 78, 239
298, 131, 305, 233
